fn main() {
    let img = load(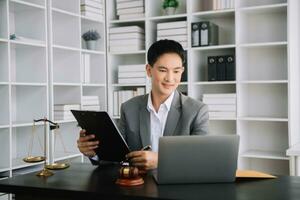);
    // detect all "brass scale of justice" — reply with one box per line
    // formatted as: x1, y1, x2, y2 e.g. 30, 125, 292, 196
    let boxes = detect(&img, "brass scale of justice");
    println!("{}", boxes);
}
23, 118, 70, 177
